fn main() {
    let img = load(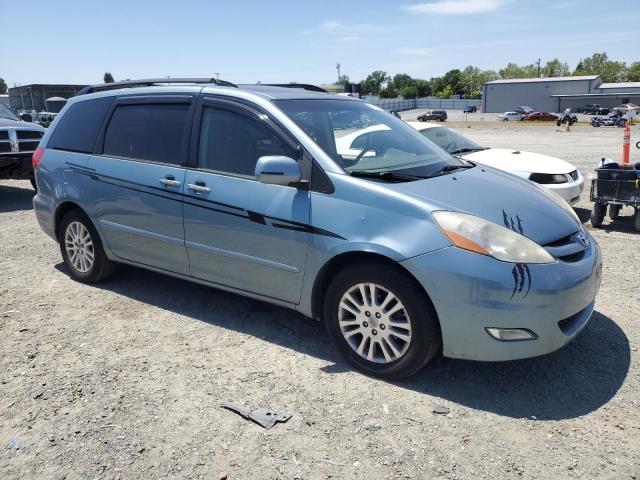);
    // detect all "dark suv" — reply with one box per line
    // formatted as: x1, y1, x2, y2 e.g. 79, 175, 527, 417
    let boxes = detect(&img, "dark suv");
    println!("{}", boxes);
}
417, 110, 447, 122
0, 102, 45, 189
